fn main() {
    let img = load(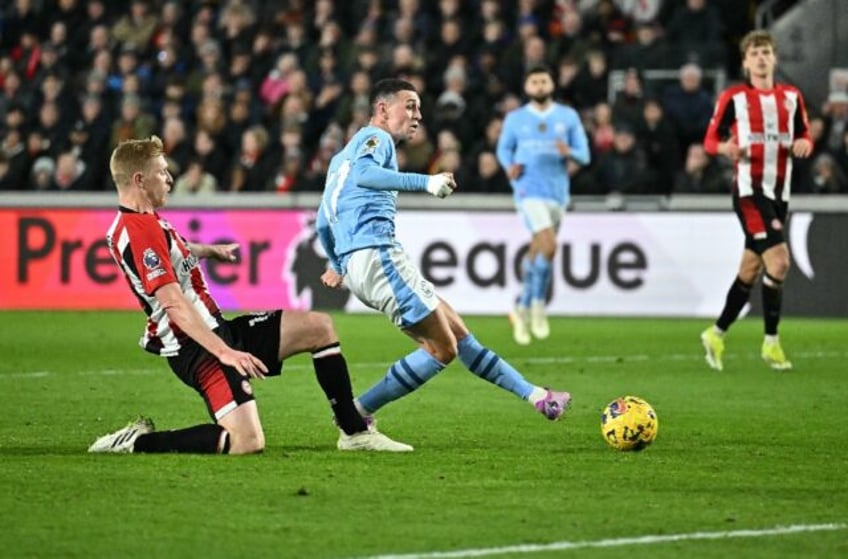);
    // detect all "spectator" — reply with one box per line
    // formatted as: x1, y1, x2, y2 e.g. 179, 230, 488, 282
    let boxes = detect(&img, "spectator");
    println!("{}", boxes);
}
229, 125, 278, 192
589, 102, 616, 157
172, 159, 218, 196
805, 154, 848, 194
1, 128, 29, 190
637, 98, 681, 196
399, 121, 434, 173
467, 150, 511, 194
573, 49, 609, 110
29, 154, 55, 190
662, 63, 714, 157
674, 143, 727, 194
612, 21, 672, 71
596, 123, 654, 196
192, 128, 229, 187
51, 150, 89, 190
111, 0, 158, 54
161, 116, 192, 176
612, 68, 646, 129
665, 0, 725, 67
272, 149, 307, 193
110, 93, 156, 149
